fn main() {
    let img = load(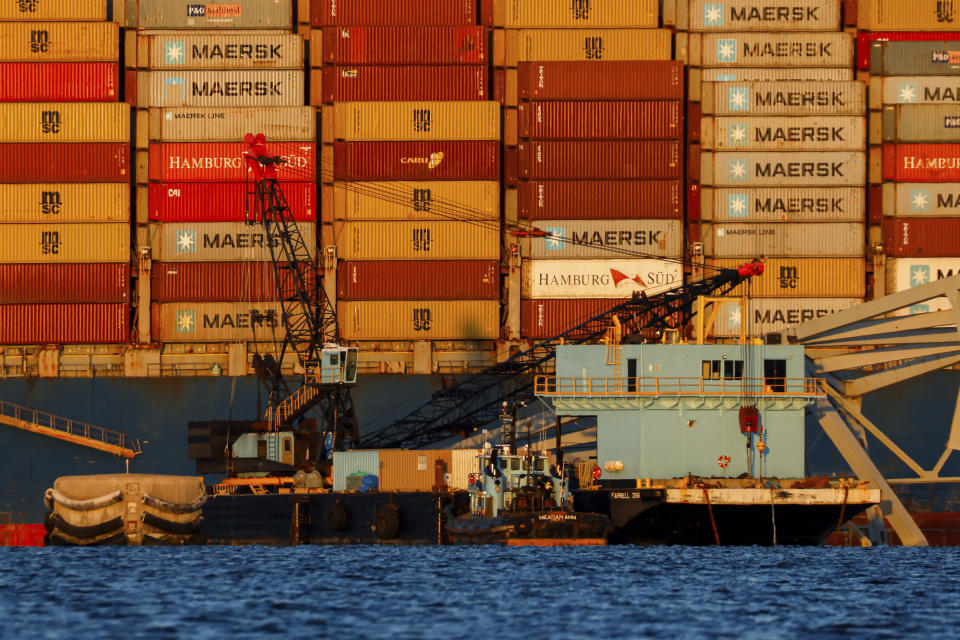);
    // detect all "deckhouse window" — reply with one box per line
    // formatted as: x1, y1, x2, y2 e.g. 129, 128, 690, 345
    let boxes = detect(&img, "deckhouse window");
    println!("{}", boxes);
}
702, 359, 743, 380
